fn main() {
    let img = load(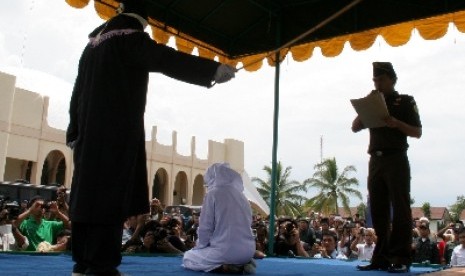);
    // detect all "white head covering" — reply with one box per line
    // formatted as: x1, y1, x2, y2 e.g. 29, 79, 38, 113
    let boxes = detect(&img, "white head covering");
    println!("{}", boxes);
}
419, 216, 430, 223
204, 163, 243, 192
